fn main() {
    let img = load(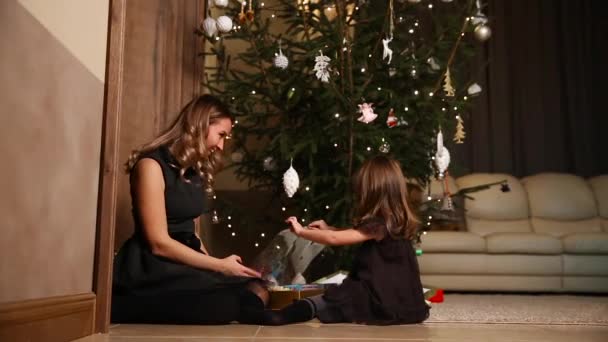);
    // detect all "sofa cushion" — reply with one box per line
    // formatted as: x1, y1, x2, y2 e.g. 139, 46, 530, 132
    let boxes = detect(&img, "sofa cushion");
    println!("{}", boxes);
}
419, 231, 485, 253
562, 232, 608, 254
523, 173, 598, 220
563, 255, 608, 276
530, 218, 602, 237
588, 176, 608, 232
467, 218, 532, 236
457, 174, 529, 221
486, 232, 562, 254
